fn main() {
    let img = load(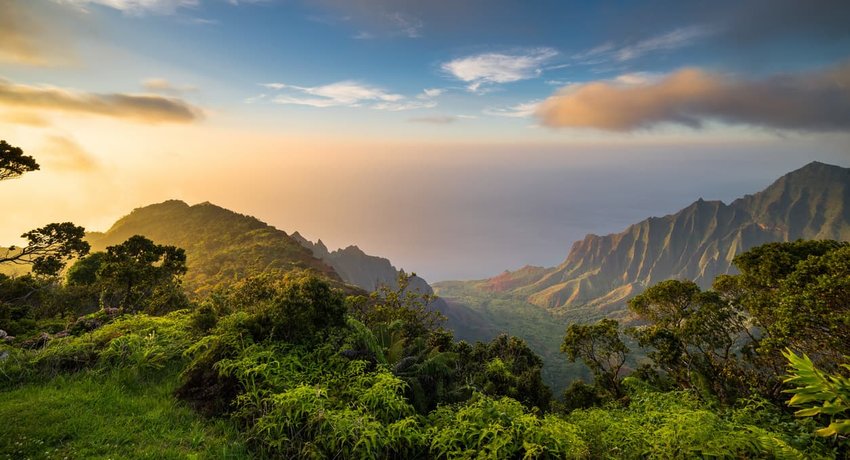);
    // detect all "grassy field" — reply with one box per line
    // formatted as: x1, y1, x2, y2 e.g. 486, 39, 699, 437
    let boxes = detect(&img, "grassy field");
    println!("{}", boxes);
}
0, 366, 249, 460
